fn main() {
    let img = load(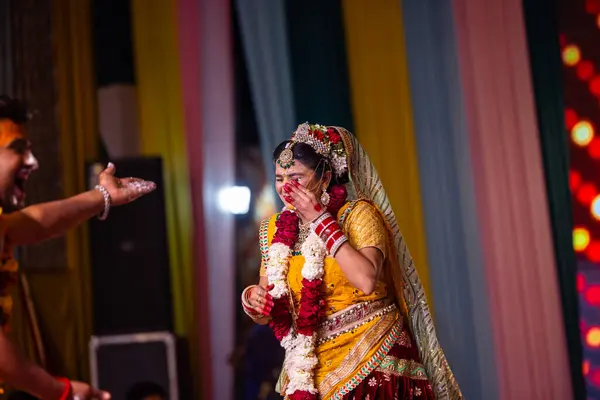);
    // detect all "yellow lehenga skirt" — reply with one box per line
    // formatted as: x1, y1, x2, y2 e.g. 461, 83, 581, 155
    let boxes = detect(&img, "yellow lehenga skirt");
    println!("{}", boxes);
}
259, 200, 434, 399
